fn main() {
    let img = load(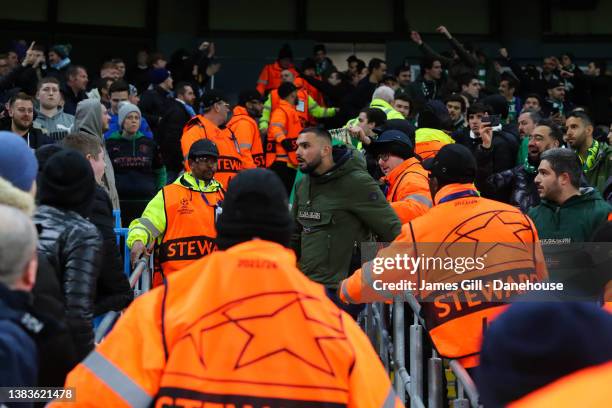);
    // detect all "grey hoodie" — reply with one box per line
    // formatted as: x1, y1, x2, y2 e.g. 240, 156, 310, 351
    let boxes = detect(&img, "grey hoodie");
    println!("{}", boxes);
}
34, 108, 74, 142
73, 99, 120, 210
